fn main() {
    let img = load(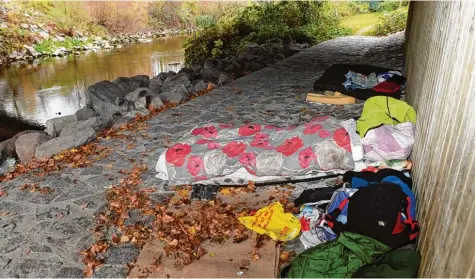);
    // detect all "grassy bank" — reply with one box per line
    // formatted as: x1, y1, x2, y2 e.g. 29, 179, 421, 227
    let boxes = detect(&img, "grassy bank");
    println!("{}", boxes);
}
341, 12, 384, 35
